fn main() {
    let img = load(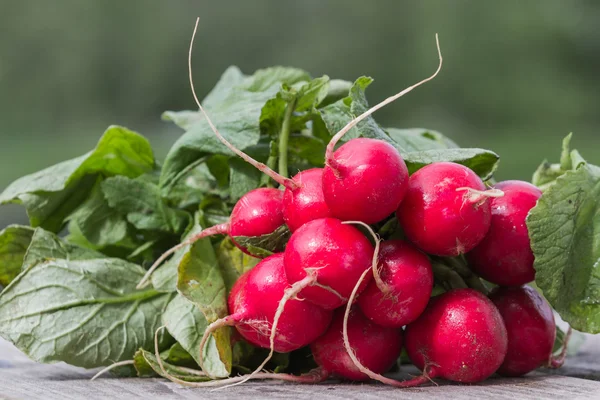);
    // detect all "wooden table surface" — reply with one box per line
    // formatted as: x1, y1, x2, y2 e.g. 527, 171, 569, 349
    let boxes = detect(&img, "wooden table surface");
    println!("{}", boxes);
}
1, 336, 599, 400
